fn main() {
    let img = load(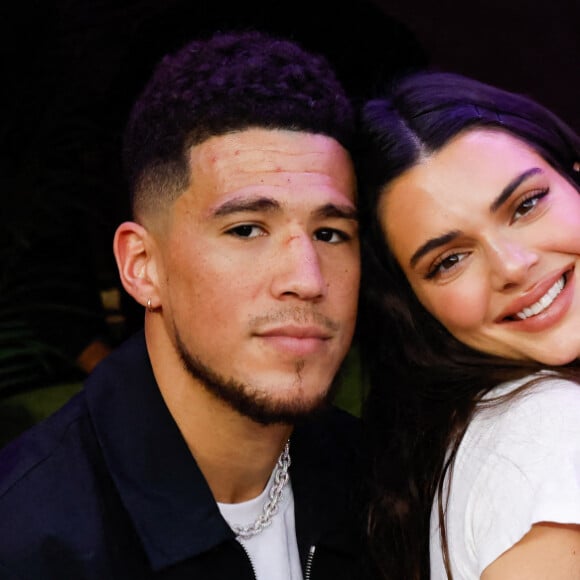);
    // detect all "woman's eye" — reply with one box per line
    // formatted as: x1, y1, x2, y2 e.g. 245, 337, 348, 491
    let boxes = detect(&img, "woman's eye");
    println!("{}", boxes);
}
426, 252, 467, 279
226, 224, 264, 238
315, 228, 350, 244
513, 188, 548, 221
